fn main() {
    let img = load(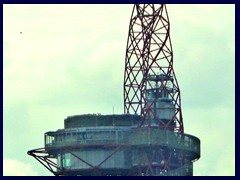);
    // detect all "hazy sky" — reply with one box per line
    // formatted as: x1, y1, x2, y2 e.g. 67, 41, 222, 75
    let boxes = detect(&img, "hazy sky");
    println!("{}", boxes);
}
3, 4, 235, 176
